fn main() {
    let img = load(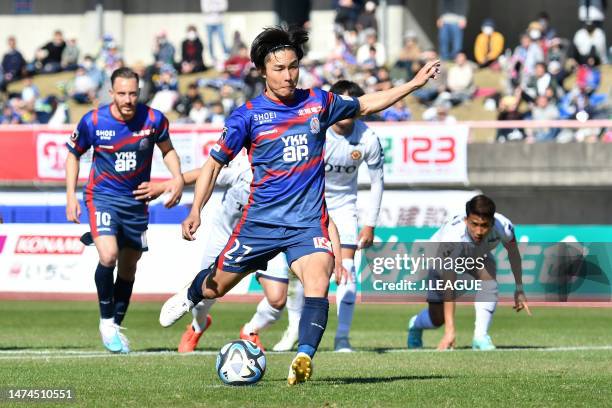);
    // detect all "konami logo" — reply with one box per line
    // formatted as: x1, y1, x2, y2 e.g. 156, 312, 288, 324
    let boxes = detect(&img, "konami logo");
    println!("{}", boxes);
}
15, 236, 84, 255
